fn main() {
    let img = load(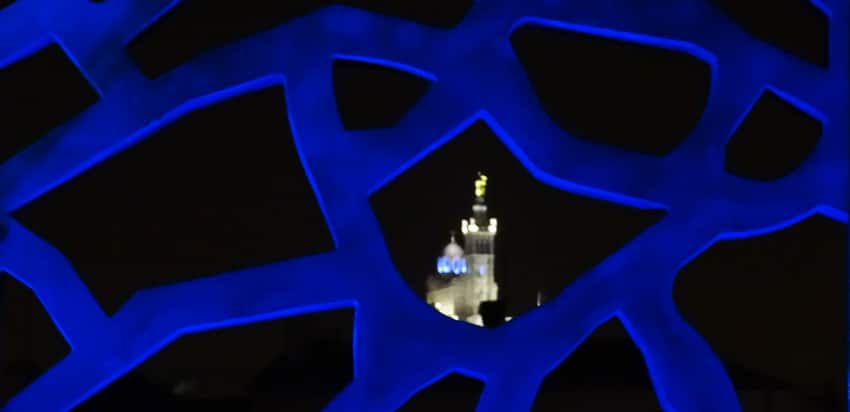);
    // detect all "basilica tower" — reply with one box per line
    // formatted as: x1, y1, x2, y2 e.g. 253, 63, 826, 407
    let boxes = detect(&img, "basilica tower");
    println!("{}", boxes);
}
426, 173, 499, 326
